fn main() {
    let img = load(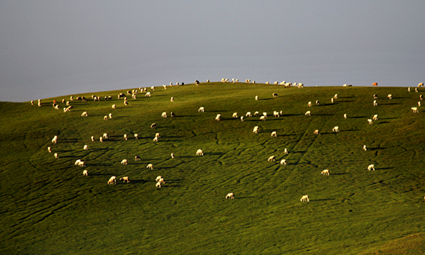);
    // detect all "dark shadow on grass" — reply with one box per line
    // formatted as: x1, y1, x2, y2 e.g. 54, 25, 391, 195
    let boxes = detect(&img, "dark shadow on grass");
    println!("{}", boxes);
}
315, 113, 335, 116
369, 147, 386, 150
209, 152, 225, 156
332, 172, 349, 175
350, 116, 367, 119
376, 167, 394, 171
85, 163, 113, 167
310, 198, 335, 202
91, 173, 116, 176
